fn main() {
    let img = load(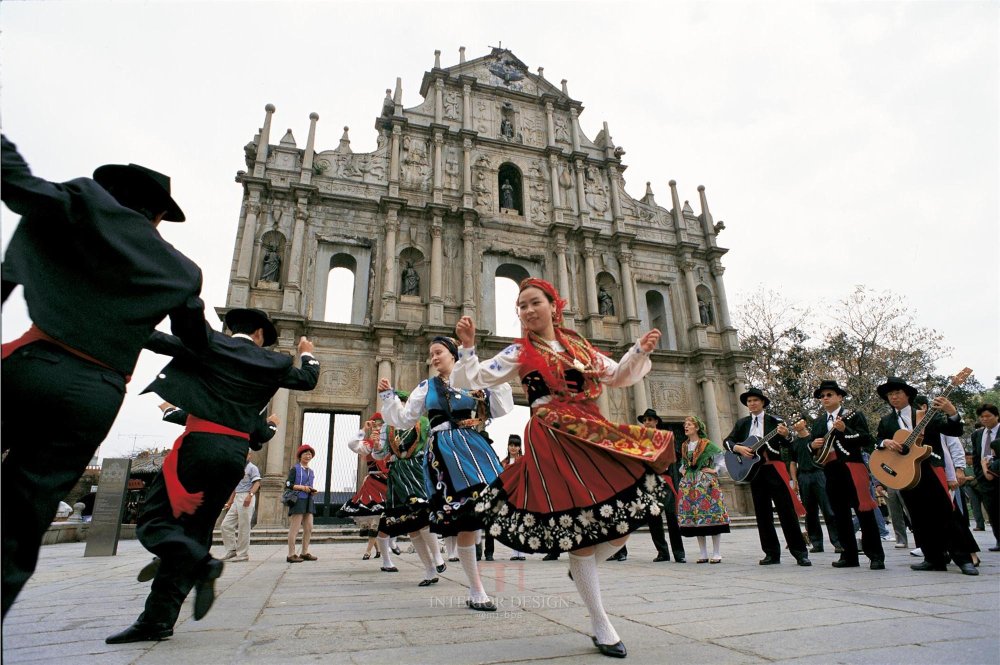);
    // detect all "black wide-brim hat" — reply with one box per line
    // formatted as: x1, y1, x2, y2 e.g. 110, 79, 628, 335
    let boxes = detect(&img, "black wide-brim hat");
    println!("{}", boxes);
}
877, 377, 918, 402
637, 408, 663, 424
93, 163, 186, 222
813, 380, 848, 399
740, 388, 771, 408
224, 308, 278, 347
